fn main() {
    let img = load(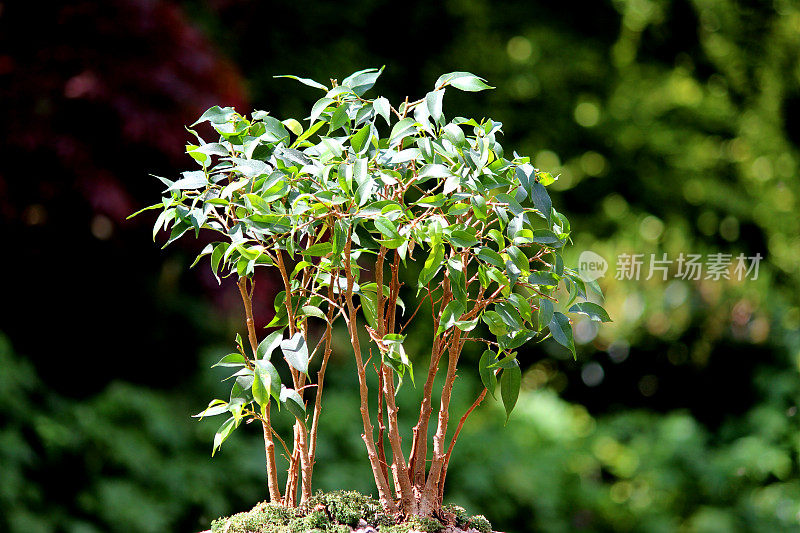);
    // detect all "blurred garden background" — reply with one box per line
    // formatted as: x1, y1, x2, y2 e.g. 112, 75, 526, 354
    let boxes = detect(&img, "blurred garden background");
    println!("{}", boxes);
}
2, 0, 800, 531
